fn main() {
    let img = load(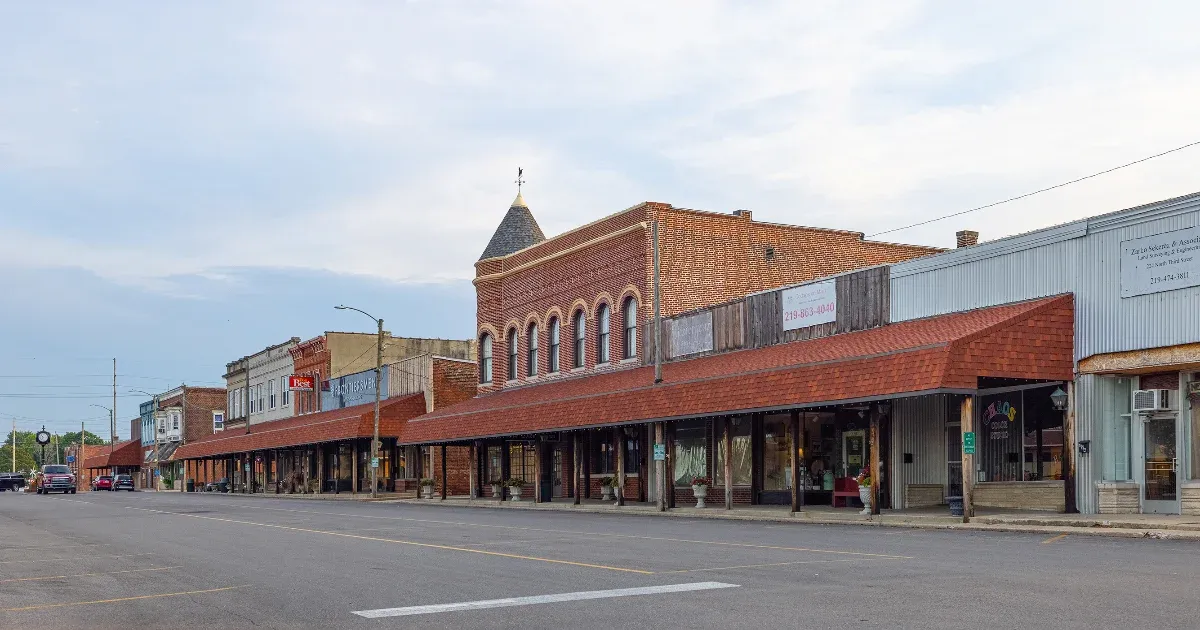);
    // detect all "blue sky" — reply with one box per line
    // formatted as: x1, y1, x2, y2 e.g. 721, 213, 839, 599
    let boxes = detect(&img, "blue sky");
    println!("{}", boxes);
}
3, 1, 1200, 436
